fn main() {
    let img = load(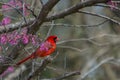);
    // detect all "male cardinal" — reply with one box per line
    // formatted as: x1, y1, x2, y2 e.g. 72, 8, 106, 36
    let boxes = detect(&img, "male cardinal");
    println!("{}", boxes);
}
16, 35, 59, 66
